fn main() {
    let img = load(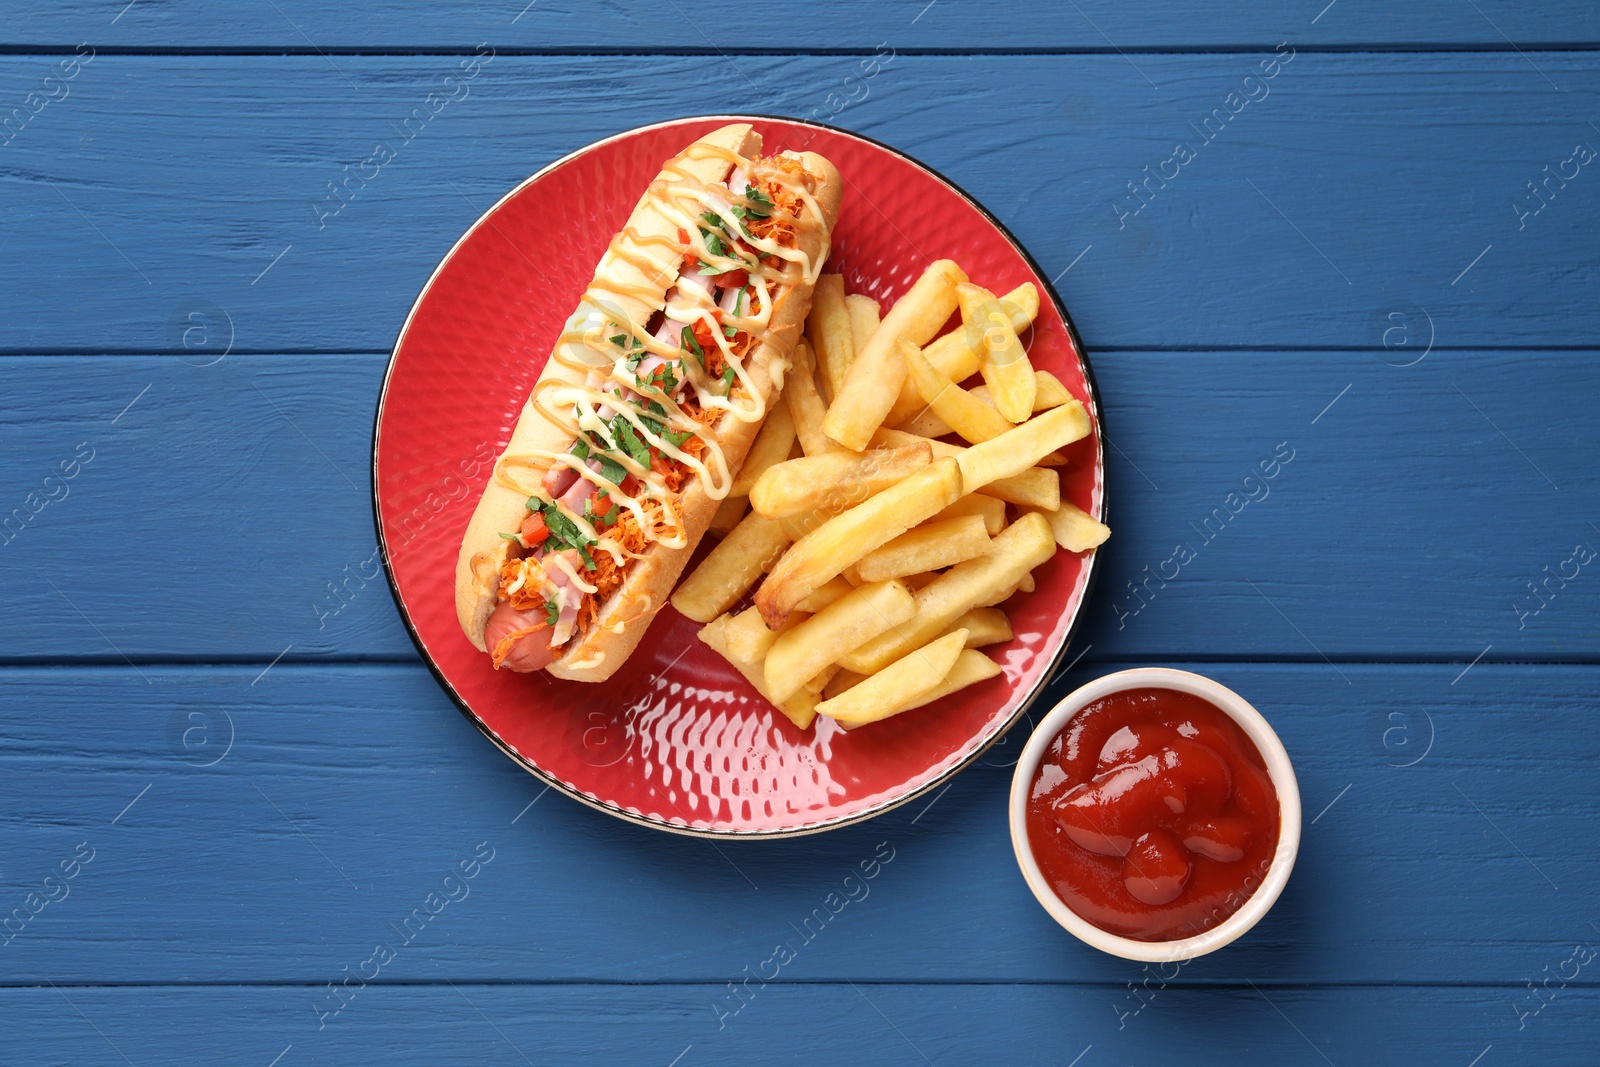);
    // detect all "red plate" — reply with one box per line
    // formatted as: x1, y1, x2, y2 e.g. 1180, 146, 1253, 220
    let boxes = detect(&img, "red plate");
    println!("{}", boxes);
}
374, 116, 1105, 837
